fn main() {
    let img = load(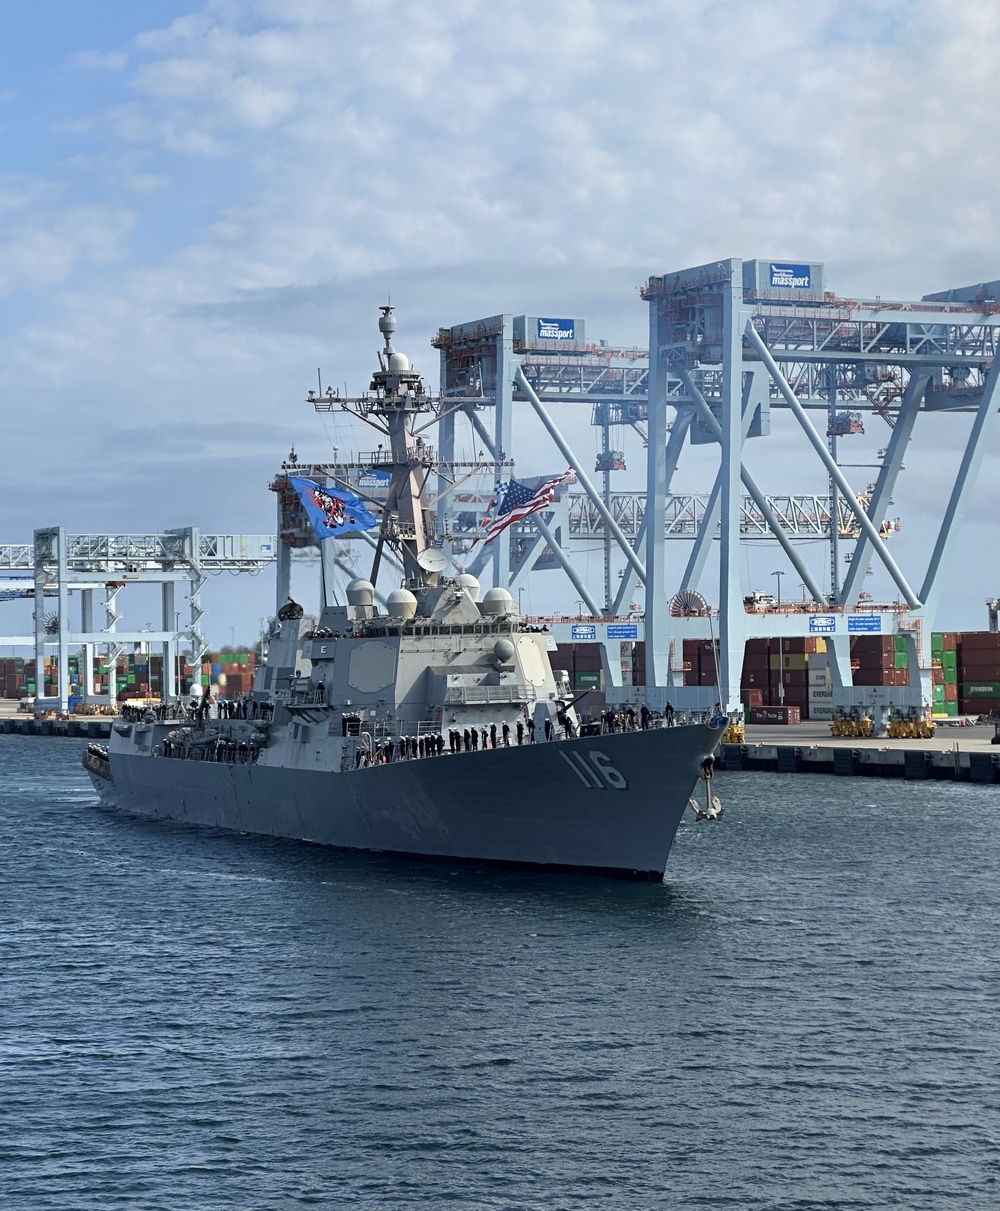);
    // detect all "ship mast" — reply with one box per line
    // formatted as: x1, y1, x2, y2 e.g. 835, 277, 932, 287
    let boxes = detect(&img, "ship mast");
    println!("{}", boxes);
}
361, 307, 437, 587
